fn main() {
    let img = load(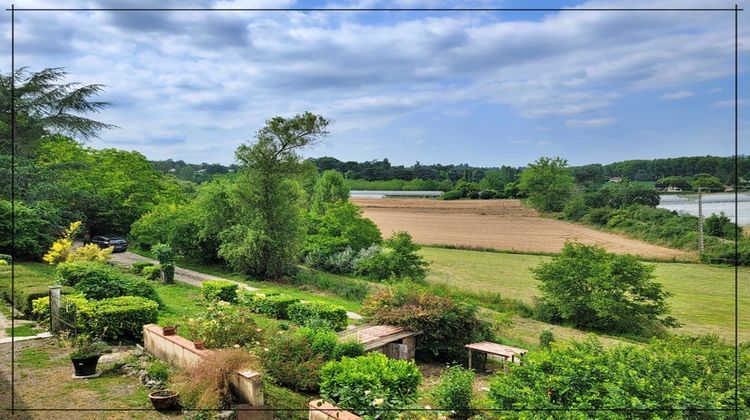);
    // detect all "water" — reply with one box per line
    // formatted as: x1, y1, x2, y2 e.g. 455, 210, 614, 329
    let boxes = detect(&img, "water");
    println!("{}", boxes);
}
658, 193, 750, 226
349, 190, 443, 199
